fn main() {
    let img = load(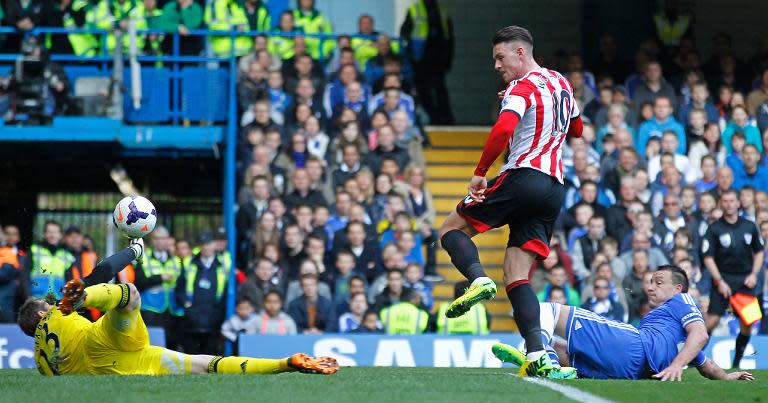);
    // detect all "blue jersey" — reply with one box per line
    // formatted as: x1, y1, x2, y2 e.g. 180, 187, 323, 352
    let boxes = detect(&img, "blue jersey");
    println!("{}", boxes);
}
639, 293, 706, 373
